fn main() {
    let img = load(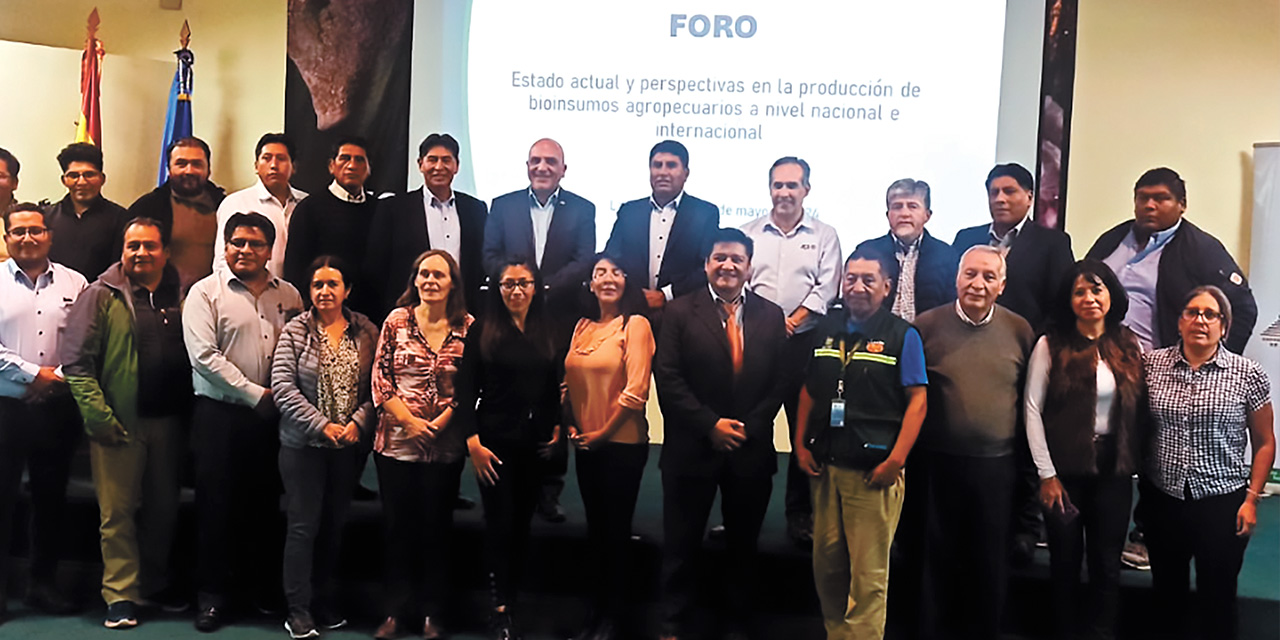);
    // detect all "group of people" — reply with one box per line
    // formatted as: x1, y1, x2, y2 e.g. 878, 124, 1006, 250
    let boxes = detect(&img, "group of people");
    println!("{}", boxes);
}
0, 132, 1272, 640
